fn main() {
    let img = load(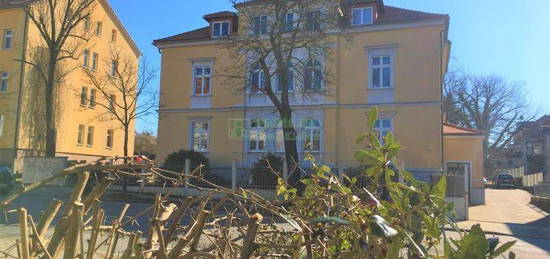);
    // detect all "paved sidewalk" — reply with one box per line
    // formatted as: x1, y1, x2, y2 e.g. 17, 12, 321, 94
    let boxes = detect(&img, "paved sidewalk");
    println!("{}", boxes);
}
456, 221, 550, 239
469, 189, 550, 225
